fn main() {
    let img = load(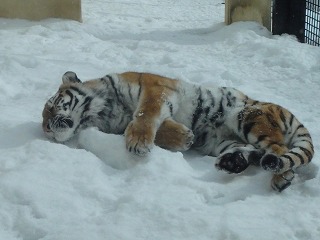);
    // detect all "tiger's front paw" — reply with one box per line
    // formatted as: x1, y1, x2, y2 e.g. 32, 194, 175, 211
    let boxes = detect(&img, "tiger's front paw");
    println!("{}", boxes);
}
177, 129, 194, 151
125, 120, 155, 156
